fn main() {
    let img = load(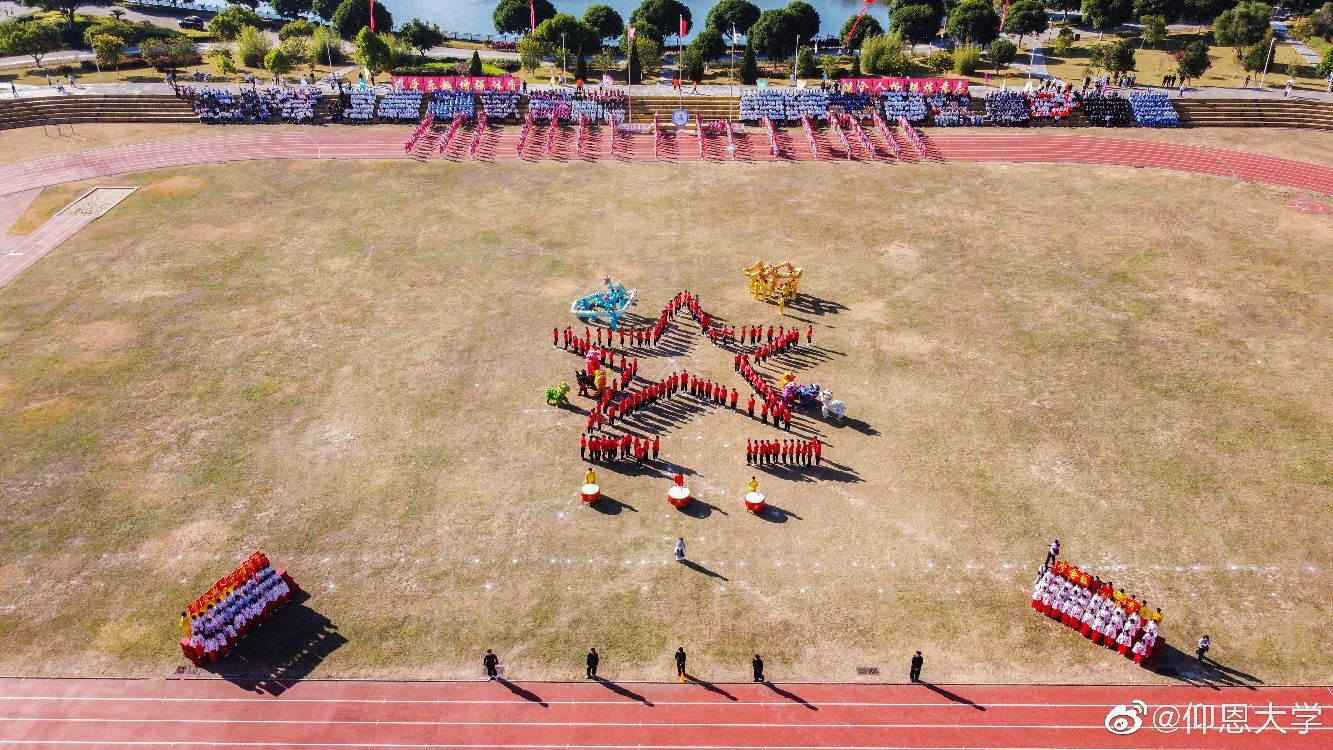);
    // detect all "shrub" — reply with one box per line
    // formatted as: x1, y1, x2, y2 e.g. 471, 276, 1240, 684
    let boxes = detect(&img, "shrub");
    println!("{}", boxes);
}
279, 19, 317, 40
989, 38, 1016, 67
280, 35, 309, 64
1288, 18, 1313, 41
1052, 32, 1073, 55
861, 29, 909, 75
1316, 47, 1333, 76
264, 47, 292, 75
925, 49, 954, 73
236, 25, 272, 67
210, 47, 238, 76
209, 5, 263, 42
90, 33, 126, 70
308, 24, 344, 66
952, 42, 982, 74
795, 45, 816, 77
